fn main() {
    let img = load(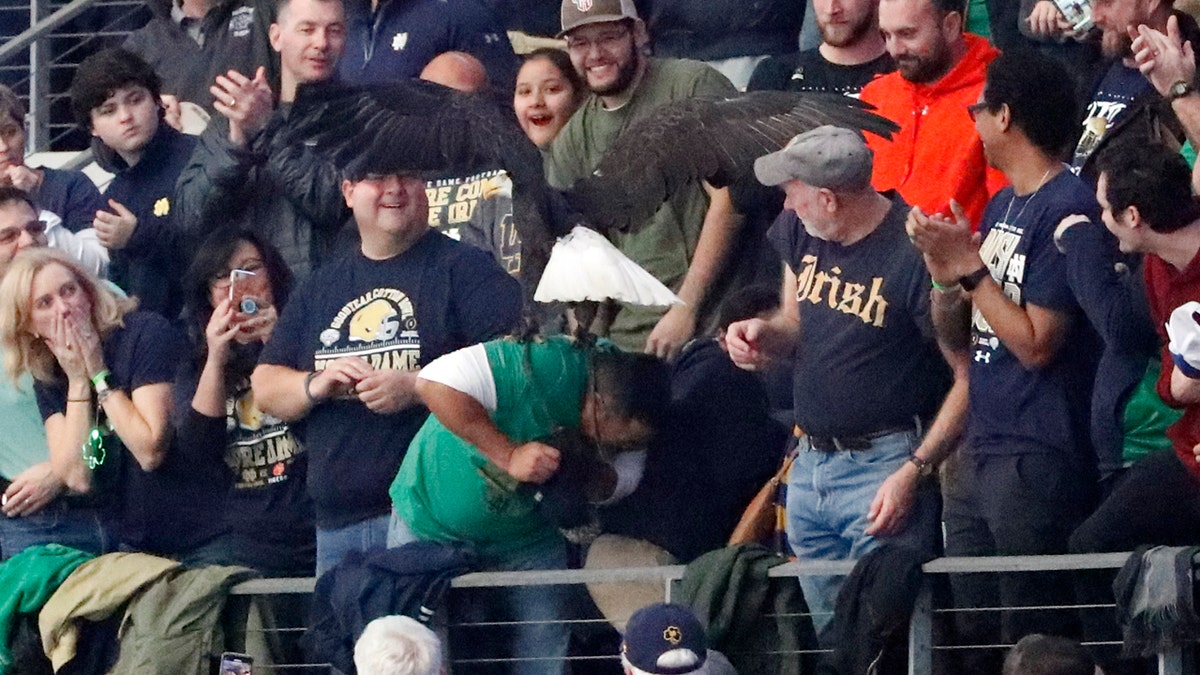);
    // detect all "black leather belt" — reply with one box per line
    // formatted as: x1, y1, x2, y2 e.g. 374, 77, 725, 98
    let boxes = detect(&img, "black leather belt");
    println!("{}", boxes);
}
800, 424, 920, 452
